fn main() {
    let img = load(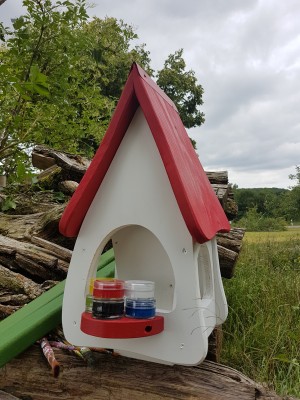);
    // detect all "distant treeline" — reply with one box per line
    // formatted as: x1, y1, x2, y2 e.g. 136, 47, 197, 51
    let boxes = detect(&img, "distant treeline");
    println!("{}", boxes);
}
232, 187, 300, 223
